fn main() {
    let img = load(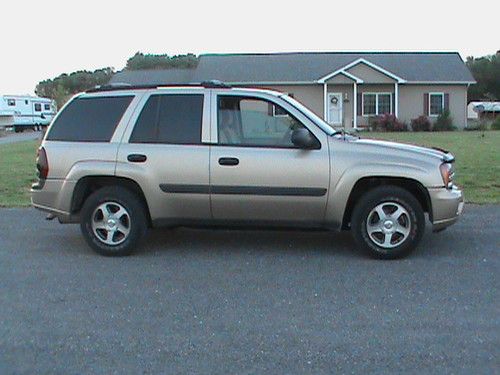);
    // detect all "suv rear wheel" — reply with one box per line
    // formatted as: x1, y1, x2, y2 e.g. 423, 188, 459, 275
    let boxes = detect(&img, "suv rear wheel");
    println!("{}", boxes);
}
351, 186, 425, 259
80, 186, 148, 256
